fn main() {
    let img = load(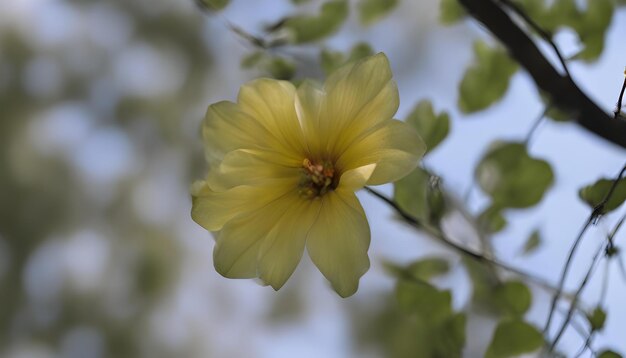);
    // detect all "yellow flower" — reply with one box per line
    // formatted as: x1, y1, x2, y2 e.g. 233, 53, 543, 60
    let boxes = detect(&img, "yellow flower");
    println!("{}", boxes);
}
192, 53, 425, 297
